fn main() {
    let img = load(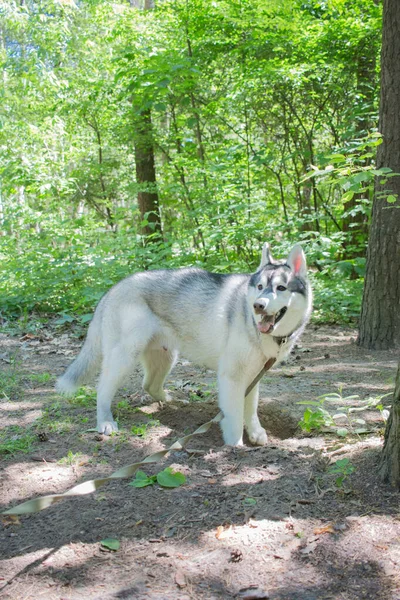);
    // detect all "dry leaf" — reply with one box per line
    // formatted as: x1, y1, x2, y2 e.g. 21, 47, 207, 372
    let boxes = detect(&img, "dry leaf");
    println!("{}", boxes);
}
248, 518, 259, 528
216, 524, 233, 540
2, 515, 21, 526
314, 524, 335, 535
